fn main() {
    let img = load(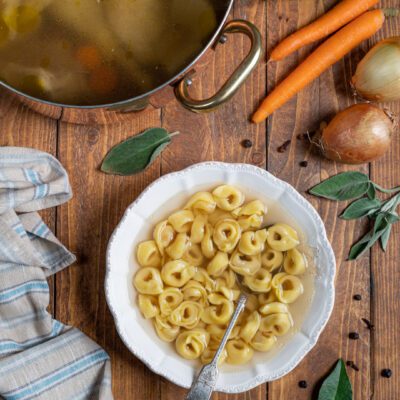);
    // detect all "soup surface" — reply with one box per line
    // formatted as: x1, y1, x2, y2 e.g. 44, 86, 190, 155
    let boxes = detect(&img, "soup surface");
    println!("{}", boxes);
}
0, 0, 218, 105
